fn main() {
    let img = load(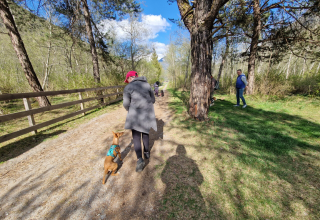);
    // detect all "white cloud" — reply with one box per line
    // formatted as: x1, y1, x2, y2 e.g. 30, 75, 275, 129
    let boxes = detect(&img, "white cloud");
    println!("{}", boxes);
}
100, 19, 130, 41
152, 42, 168, 60
100, 14, 170, 42
141, 14, 170, 39
99, 14, 170, 60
